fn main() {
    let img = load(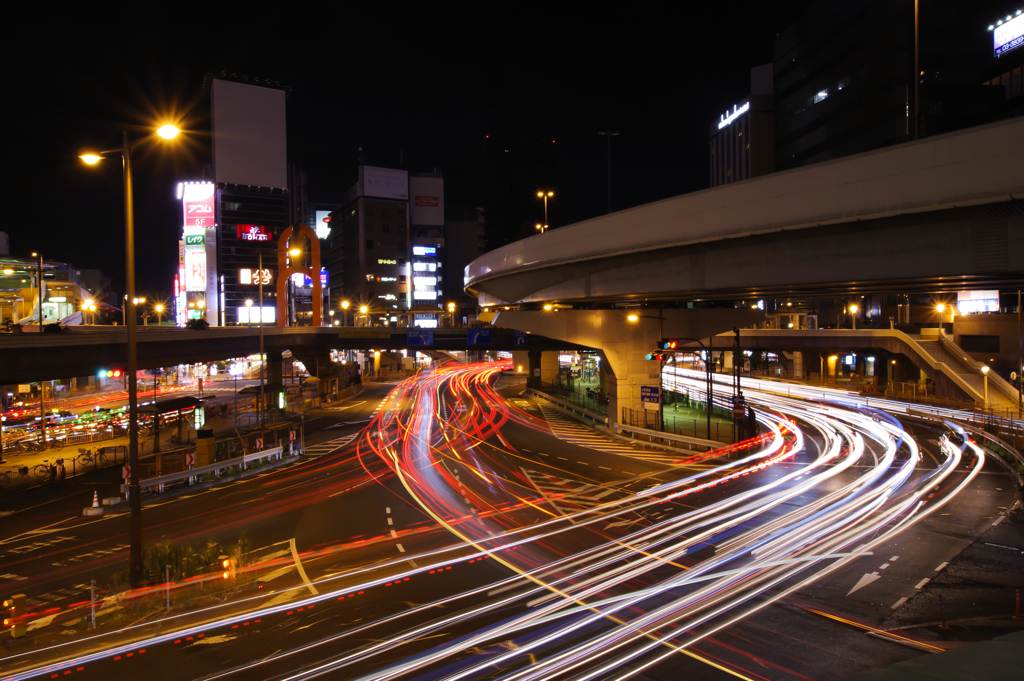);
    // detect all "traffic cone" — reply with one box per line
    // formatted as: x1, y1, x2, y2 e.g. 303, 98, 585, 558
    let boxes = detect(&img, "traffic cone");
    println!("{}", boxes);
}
83, 490, 104, 516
